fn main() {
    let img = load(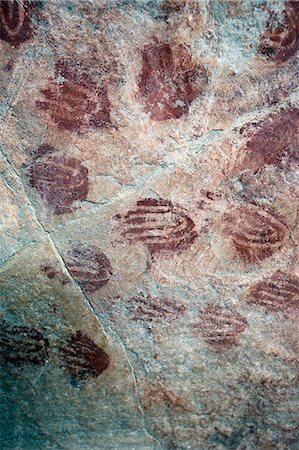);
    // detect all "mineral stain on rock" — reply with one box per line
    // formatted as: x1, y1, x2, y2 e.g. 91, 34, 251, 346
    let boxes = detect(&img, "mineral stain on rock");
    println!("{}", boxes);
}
37, 66, 112, 132
65, 244, 113, 293
0, 0, 36, 46
138, 42, 207, 121
41, 265, 58, 279
224, 203, 288, 264
246, 271, 299, 316
118, 198, 197, 253
57, 331, 110, 381
144, 380, 190, 411
0, 321, 49, 366
29, 154, 89, 214
192, 305, 248, 351
259, 1, 299, 63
